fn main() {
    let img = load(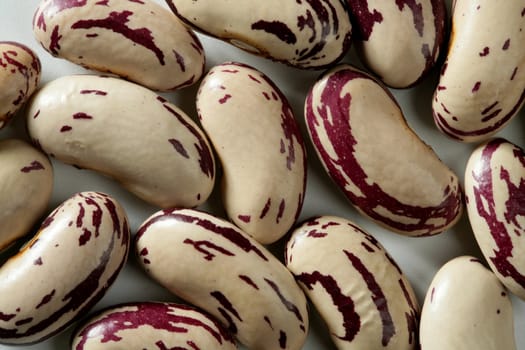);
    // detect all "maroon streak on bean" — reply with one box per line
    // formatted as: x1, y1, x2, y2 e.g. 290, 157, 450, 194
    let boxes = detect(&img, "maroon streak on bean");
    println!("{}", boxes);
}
260, 198, 272, 219
347, 1, 383, 41
161, 103, 214, 178
296, 270, 360, 341
71, 10, 165, 65
279, 330, 287, 348
344, 250, 395, 346
210, 291, 242, 333
60, 125, 73, 132
238, 275, 259, 290
74, 303, 232, 349
264, 278, 304, 325
73, 112, 93, 119
136, 211, 268, 262
398, 279, 418, 345
49, 26, 62, 55
20, 160, 45, 173
470, 139, 525, 289
307, 68, 461, 234
395, 0, 425, 36
35, 290, 56, 309
251, 20, 297, 44
169, 139, 190, 159
80, 89, 107, 96
183, 238, 235, 261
